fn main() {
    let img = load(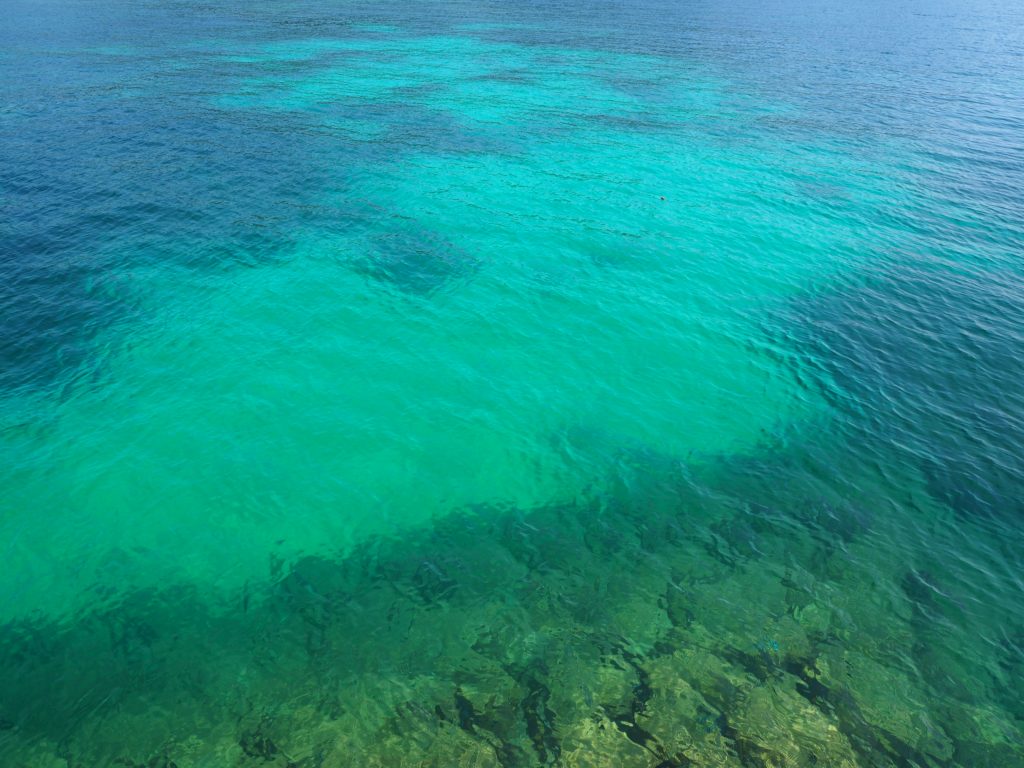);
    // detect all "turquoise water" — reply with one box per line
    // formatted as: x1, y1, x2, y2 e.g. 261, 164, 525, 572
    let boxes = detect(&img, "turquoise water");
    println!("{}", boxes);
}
2, 0, 1023, 765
